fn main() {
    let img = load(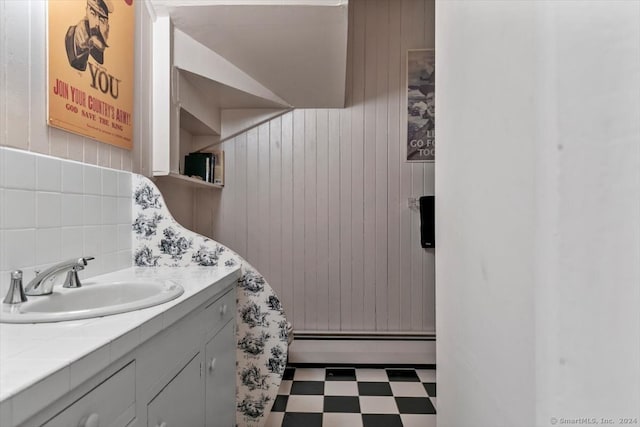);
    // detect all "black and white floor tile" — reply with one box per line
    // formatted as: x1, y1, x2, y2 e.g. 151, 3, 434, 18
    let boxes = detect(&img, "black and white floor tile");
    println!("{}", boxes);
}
264, 367, 436, 427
